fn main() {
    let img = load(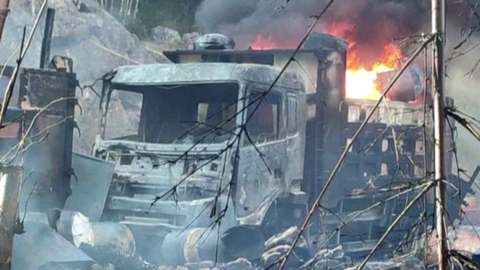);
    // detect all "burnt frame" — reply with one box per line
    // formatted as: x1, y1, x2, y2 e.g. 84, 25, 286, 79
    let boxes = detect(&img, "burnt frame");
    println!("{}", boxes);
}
0, 65, 77, 209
